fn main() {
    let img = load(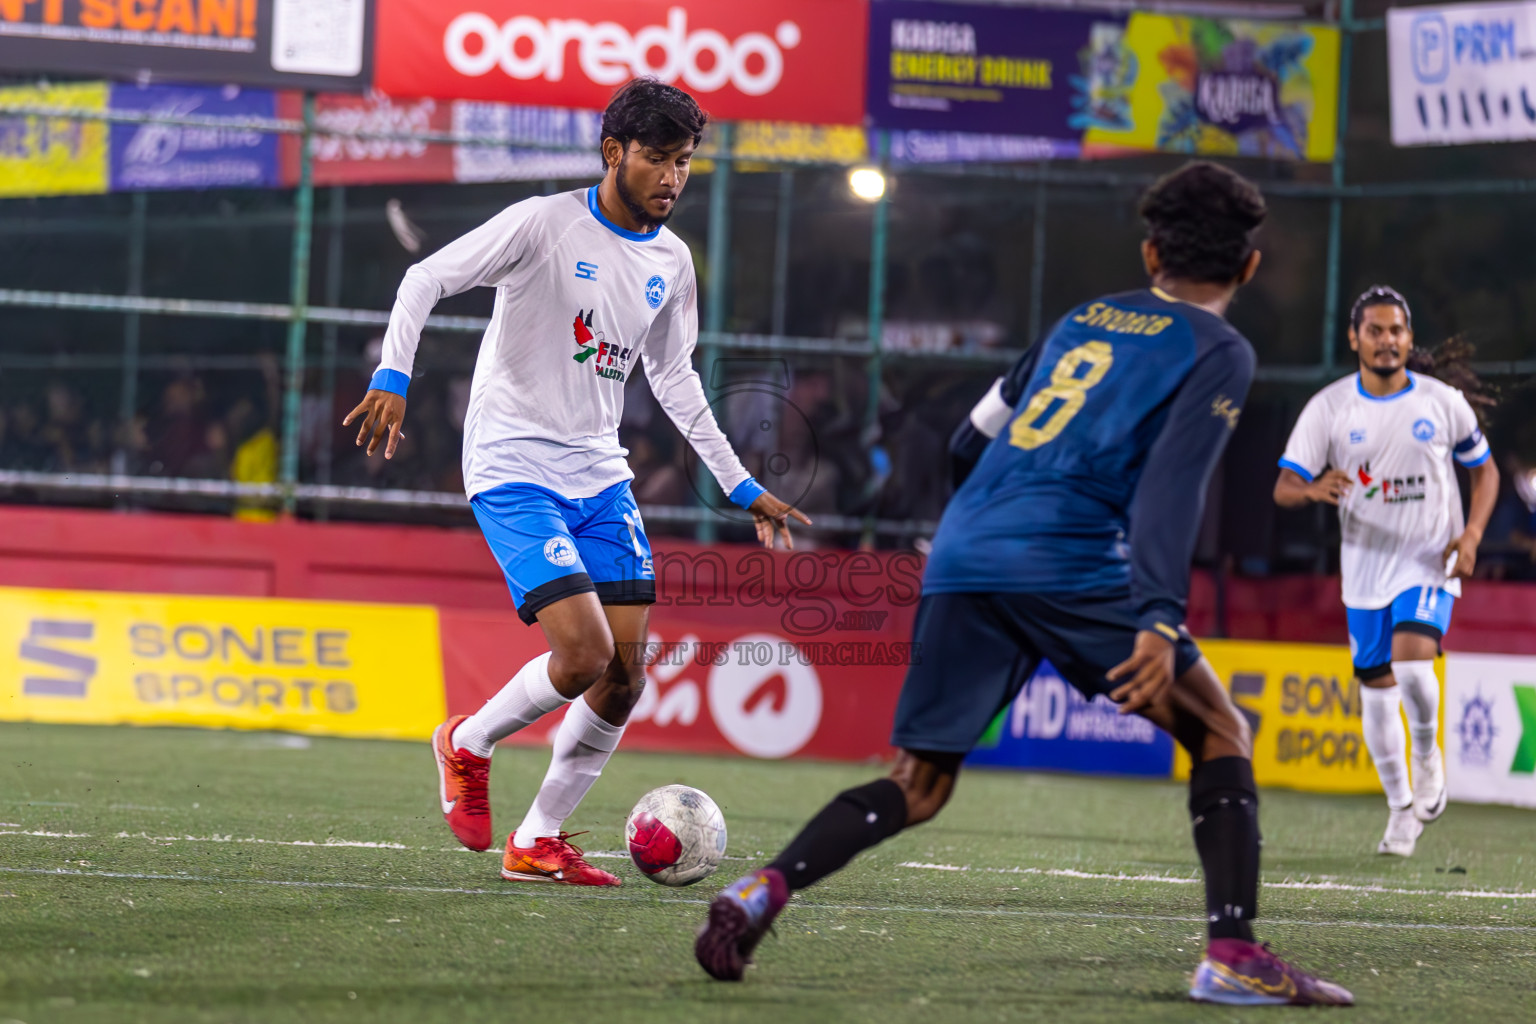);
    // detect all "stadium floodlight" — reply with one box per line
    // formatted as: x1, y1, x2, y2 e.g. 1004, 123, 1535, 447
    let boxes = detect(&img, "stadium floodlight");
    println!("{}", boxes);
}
848, 167, 886, 202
